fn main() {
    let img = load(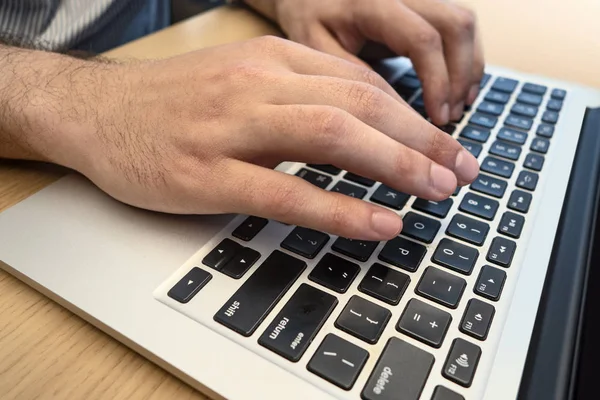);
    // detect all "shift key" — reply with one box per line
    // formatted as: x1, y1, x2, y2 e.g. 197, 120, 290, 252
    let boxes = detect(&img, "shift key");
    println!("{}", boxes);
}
214, 250, 306, 336
362, 337, 434, 400
258, 284, 338, 361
